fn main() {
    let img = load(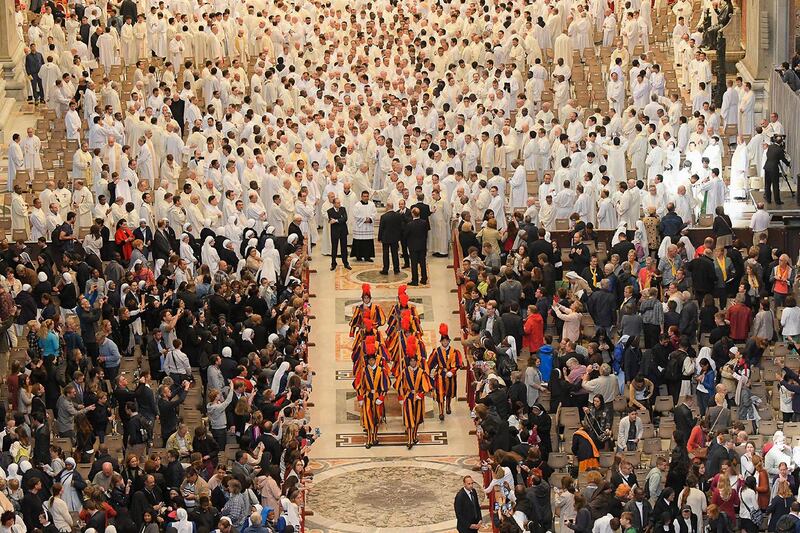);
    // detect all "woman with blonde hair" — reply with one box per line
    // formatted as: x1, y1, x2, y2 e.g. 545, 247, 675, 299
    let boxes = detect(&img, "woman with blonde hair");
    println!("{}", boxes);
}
9, 428, 30, 463
711, 475, 739, 522
38, 319, 59, 359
